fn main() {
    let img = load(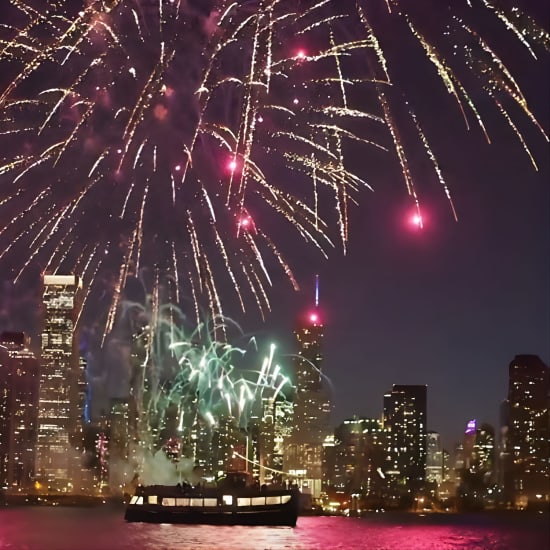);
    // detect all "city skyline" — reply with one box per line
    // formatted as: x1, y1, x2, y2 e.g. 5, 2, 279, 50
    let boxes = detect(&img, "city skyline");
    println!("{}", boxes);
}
246, 34, 549, 450
253, 164, 548, 452
0, 0, 548, 458
1, 272, 546, 453
0, 276, 547, 509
